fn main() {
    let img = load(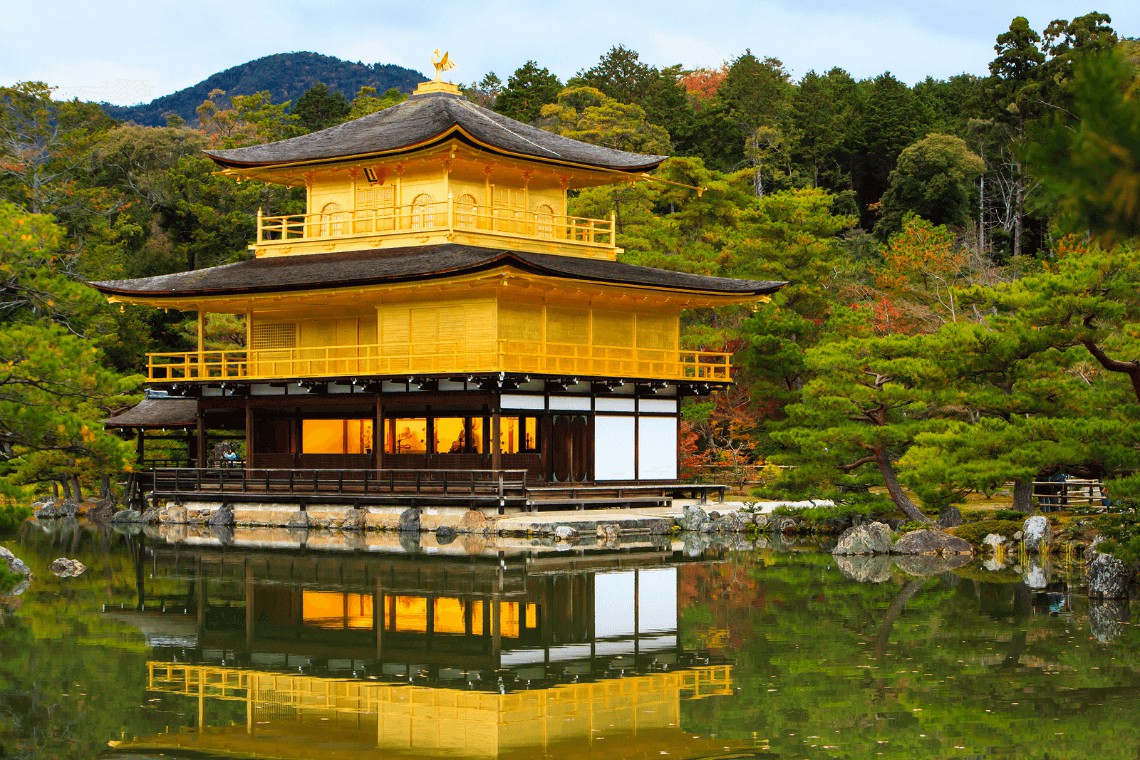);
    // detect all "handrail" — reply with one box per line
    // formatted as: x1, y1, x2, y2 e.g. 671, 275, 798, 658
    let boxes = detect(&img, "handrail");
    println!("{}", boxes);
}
257, 201, 616, 249
151, 467, 529, 497
145, 340, 732, 382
